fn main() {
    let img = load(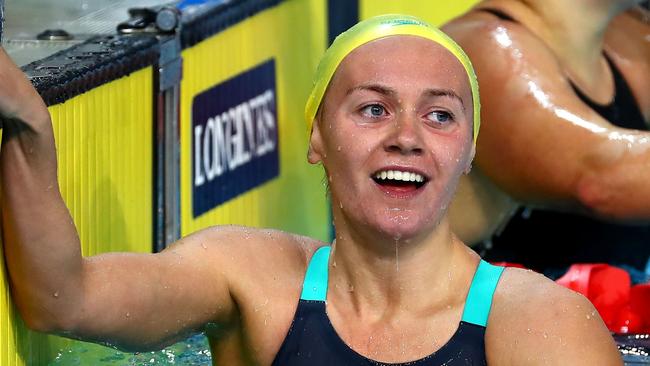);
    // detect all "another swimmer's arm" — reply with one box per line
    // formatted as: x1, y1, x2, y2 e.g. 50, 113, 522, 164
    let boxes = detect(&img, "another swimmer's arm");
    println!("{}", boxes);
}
0, 48, 241, 350
445, 22, 650, 221
486, 269, 623, 365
